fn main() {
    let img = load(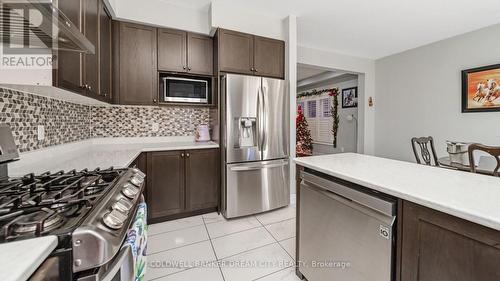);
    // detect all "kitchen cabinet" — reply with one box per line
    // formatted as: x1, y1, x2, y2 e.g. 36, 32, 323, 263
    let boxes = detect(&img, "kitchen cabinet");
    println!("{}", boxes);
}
185, 149, 219, 211
54, 0, 112, 101
158, 29, 213, 75
147, 151, 185, 220
218, 29, 285, 79
400, 201, 500, 281
54, 0, 83, 94
83, 0, 99, 97
158, 28, 187, 73
99, 2, 112, 100
113, 22, 158, 105
146, 149, 219, 223
253, 36, 285, 79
